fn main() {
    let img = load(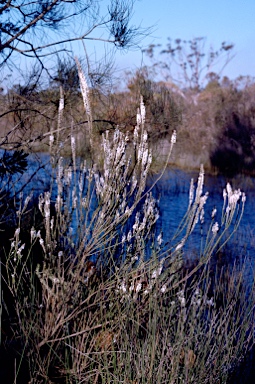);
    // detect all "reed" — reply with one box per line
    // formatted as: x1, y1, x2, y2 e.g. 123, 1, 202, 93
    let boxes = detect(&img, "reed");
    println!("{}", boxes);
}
2, 61, 254, 384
